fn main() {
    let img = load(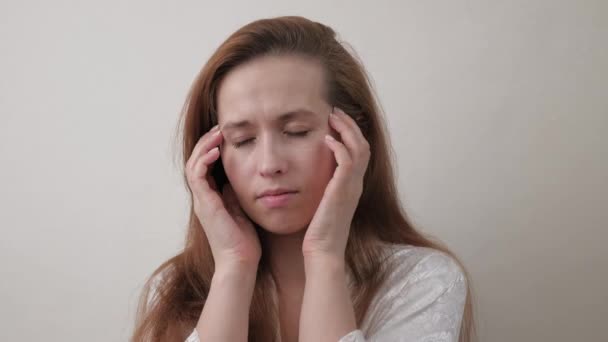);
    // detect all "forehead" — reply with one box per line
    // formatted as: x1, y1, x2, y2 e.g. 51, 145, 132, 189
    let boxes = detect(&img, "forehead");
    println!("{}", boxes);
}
216, 54, 328, 124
